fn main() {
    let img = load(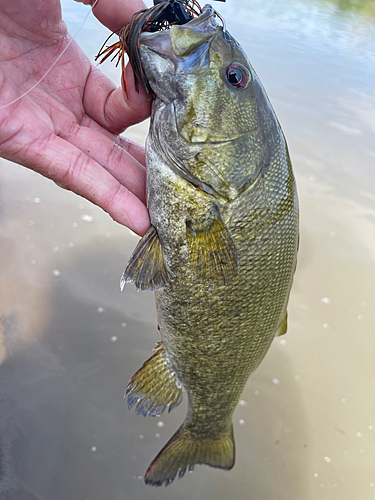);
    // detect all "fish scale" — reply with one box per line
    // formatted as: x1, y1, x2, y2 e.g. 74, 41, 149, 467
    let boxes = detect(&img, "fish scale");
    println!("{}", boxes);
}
148, 133, 298, 447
